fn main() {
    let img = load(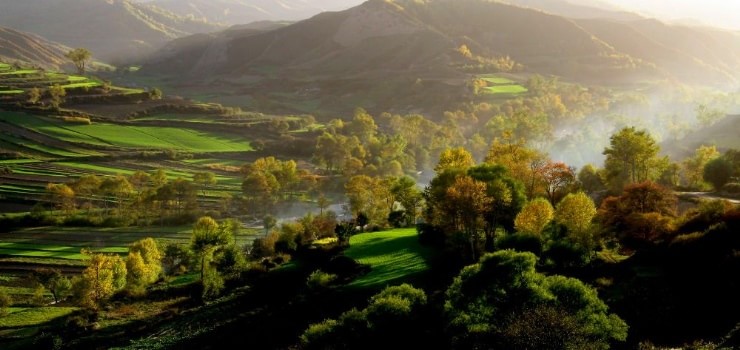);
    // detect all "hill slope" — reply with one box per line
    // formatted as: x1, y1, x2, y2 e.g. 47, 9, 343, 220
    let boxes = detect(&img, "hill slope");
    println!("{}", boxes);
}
144, 0, 364, 25
0, 0, 223, 62
0, 27, 70, 69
